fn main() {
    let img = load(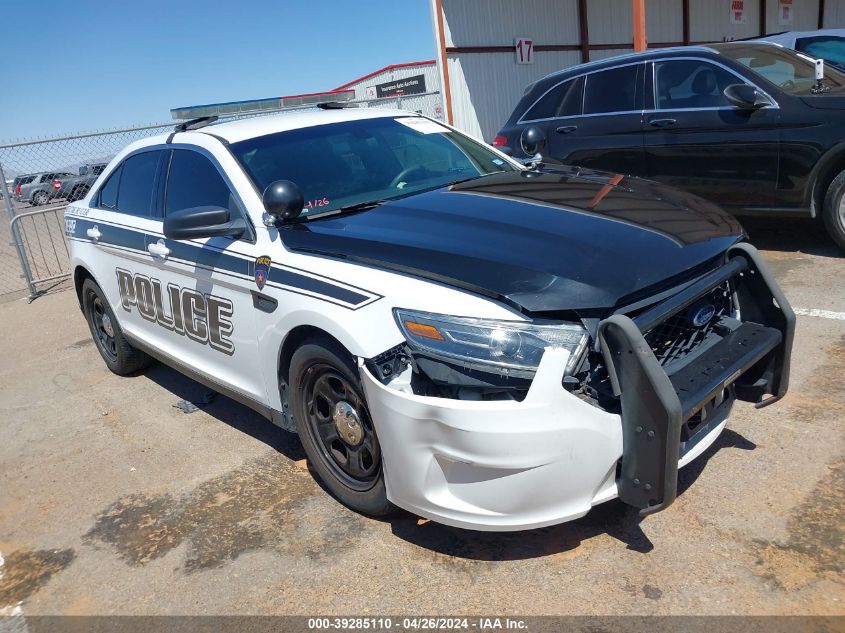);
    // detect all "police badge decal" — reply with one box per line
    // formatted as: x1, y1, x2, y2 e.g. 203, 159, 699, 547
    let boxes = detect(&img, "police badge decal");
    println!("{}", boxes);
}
254, 256, 271, 290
